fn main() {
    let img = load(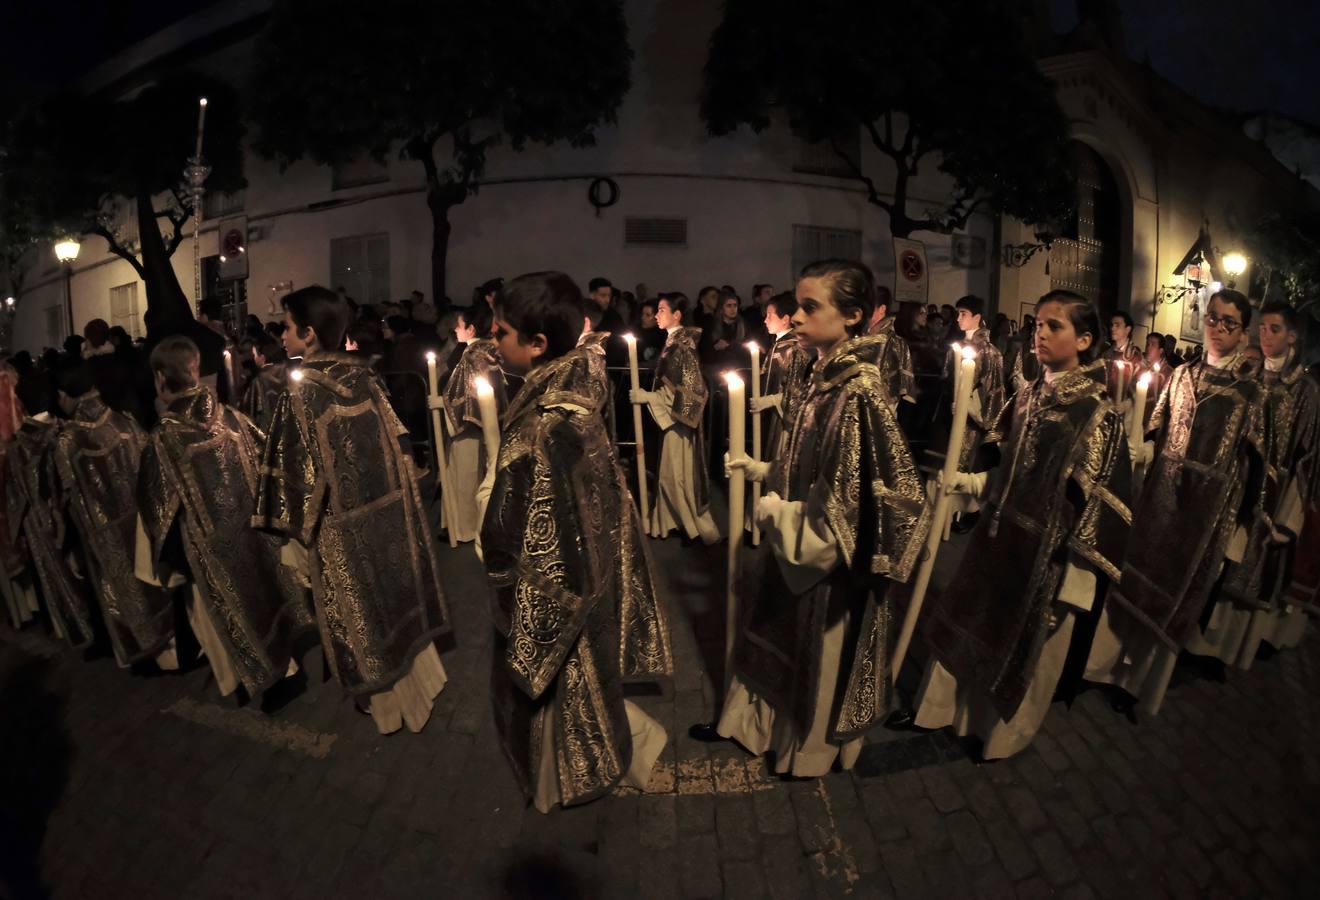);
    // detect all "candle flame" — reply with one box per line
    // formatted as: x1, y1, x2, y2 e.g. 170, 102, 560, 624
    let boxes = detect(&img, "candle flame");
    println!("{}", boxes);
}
199, 97, 208, 107
1139, 372, 1153, 387
724, 371, 744, 389
223, 349, 231, 357
745, 342, 760, 353
289, 369, 303, 382
951, 342, 962, 354
475, 376, 493, 396
1154, 362, 1161, 371
622, 333, 636, 343
425, 350, 437, 362
960, 346, 977, 361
